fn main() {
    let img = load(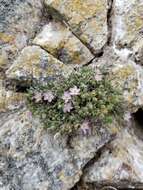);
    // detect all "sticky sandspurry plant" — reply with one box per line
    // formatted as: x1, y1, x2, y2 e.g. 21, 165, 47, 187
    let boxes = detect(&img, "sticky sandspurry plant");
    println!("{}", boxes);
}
27, 67, 123, 135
